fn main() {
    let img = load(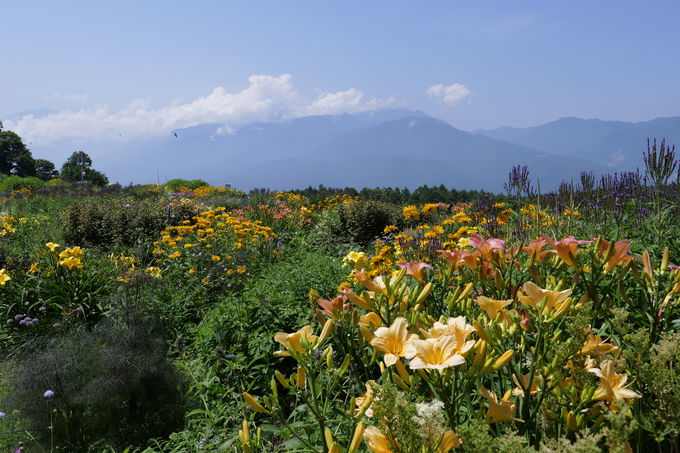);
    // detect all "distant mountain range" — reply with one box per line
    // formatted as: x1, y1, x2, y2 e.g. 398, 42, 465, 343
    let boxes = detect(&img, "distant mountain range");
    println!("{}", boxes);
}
10, 109, 680, 192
